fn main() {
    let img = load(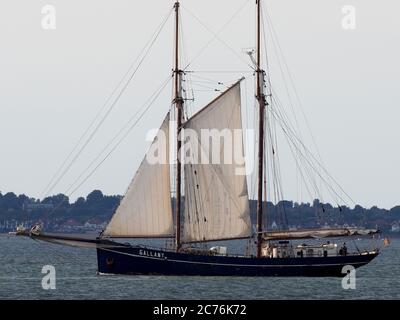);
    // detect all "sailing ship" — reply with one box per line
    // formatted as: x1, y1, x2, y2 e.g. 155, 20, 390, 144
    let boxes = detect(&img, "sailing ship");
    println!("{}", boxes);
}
26, 0, 381, 276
